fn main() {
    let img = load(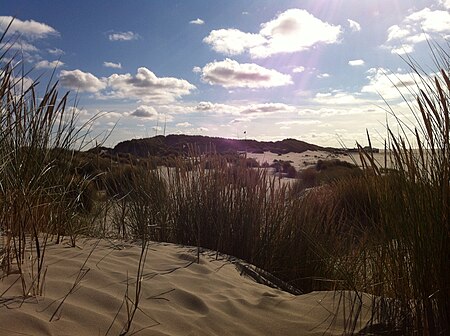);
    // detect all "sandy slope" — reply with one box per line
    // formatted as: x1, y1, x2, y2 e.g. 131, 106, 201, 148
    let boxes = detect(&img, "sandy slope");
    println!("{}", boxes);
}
0, 239, 372, 335
247, 150, 389, 171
